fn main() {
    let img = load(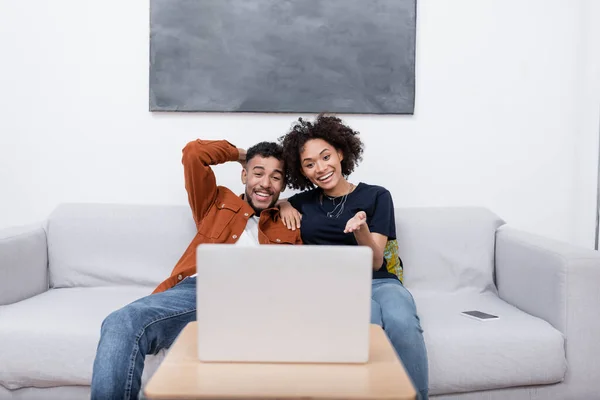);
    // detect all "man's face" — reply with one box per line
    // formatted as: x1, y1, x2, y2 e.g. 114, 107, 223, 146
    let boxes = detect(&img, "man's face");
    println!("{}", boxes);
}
241, 156, 285, 213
